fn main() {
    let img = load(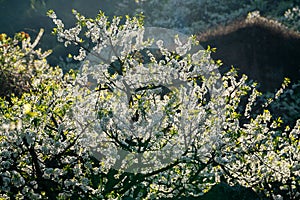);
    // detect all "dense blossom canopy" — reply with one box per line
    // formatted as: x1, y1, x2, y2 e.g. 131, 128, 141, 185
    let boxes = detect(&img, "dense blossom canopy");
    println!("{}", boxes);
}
0, 9, 299, 200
